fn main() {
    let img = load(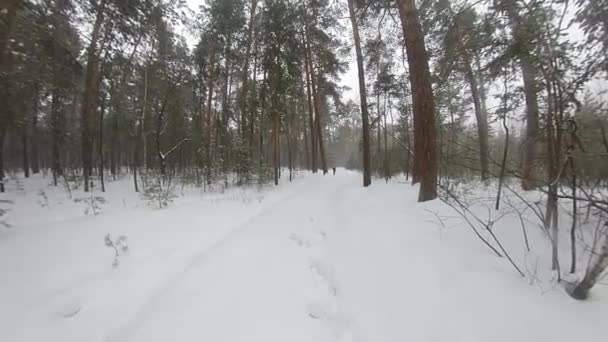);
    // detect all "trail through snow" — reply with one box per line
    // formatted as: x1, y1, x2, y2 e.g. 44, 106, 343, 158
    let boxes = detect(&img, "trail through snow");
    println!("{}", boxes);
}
1, 170, 607, 342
